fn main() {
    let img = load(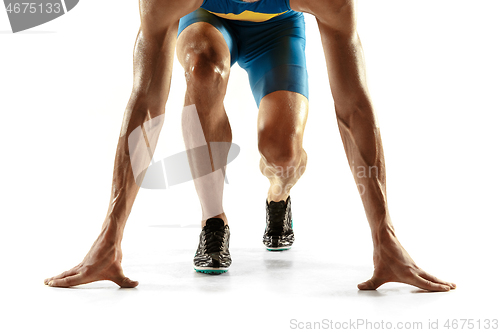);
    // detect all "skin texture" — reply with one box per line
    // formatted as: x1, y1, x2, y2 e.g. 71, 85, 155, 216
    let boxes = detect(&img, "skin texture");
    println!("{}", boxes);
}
44, 0, 456, 291
181, 104, 228, 222
176, 21, 232, 226
258, 91, 308, 203
44, 0, 204, 288
290, 0, 455, 291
